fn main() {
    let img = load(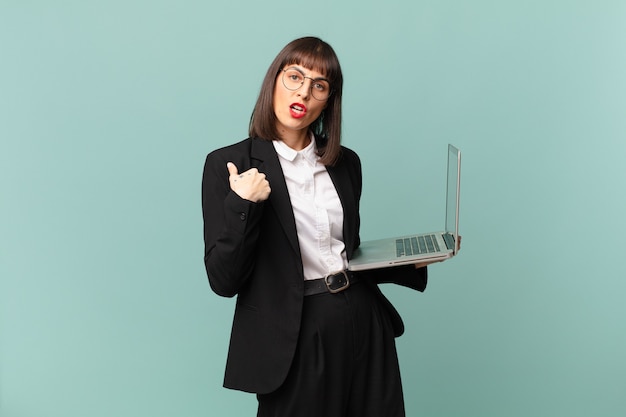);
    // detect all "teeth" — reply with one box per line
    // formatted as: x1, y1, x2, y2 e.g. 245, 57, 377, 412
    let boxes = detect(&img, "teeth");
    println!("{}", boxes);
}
291, 105, 304, 111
